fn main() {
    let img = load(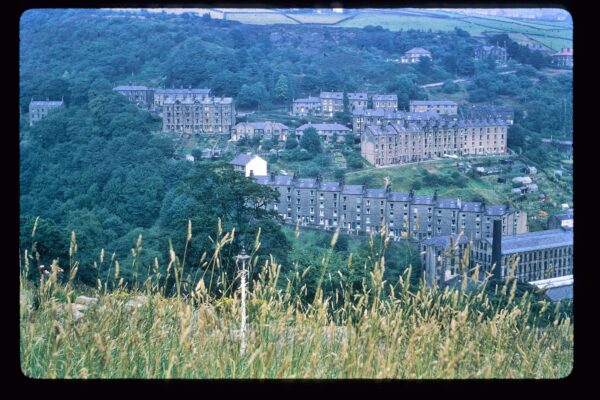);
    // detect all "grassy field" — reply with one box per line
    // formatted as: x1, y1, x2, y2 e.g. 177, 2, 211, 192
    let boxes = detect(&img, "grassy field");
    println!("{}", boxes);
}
20, 225, 573, 378
345, 158, 507, 204
134, 8, 572, 51
286, 14, 348, 24
225, 12, 297, 25
337, 14, 483, 34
